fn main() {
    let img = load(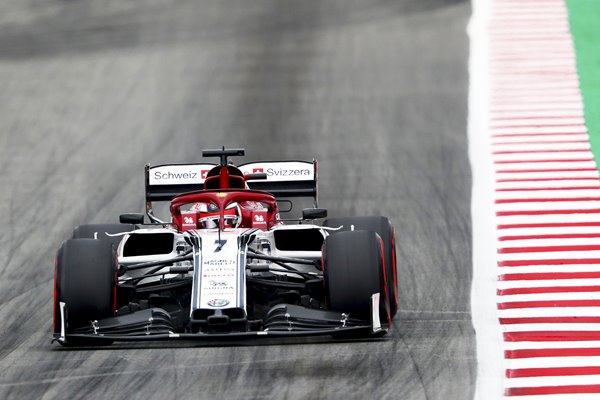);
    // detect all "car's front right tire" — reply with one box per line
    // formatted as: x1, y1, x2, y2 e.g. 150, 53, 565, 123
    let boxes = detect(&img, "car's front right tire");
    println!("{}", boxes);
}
54, 239, 117, 345
72, 223, 135, 250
